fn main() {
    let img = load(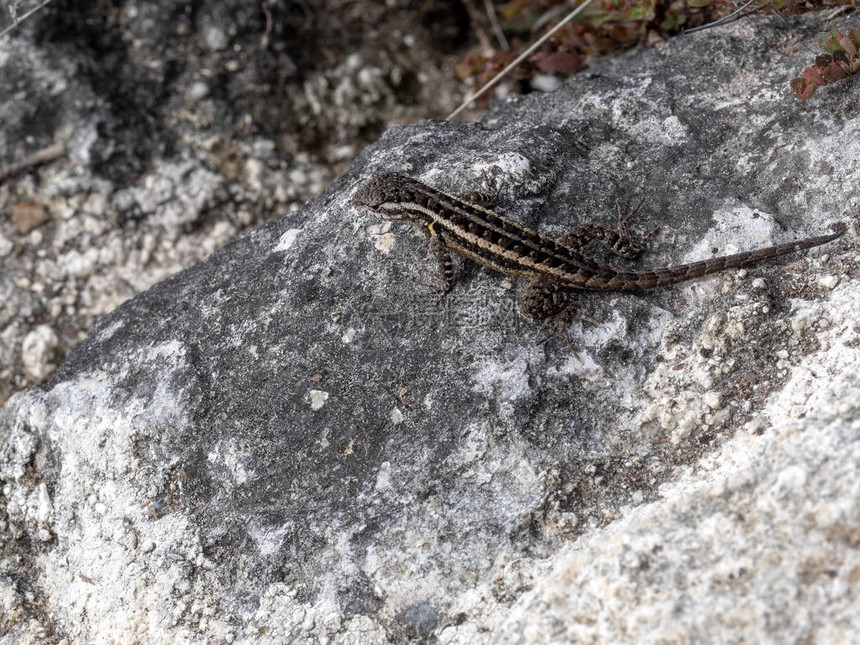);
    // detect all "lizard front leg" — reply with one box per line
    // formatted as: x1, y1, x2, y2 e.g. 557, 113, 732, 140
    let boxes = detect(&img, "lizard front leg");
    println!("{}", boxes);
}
419, 223, 455, 302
